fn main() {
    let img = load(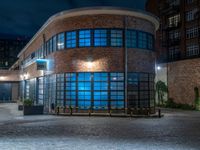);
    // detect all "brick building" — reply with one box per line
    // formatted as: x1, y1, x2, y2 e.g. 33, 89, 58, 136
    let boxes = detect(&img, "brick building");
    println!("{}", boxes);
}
8, 7, 158, 114
146, 0, 200, 105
